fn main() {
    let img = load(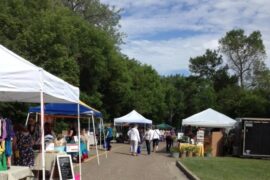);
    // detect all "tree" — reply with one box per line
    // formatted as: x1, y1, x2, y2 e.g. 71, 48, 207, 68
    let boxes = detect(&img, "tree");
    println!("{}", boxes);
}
189, 49, 238, 91
189, 49, 223, 79
219, 29, 266, 88
61, 0, 123, 44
